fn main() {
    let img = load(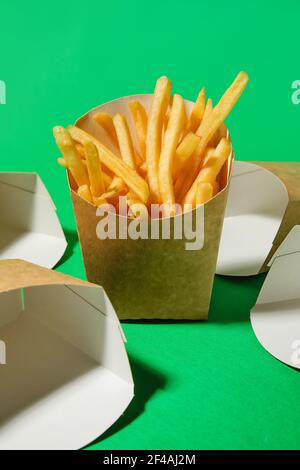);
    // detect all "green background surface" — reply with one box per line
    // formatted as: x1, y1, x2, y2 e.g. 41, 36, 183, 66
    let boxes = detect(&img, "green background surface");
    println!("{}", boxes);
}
1, 0, 300, 450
